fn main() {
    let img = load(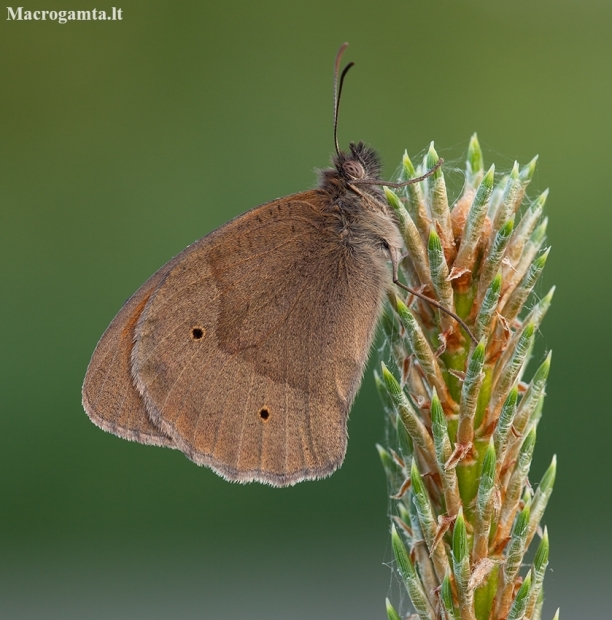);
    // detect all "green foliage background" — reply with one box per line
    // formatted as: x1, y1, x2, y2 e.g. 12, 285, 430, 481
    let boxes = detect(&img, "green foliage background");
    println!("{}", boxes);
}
1, 1, 609, 617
